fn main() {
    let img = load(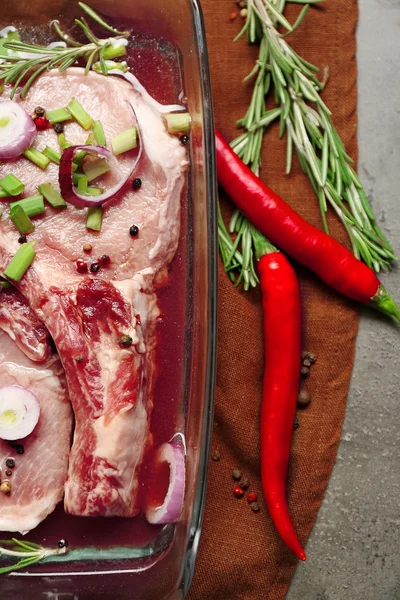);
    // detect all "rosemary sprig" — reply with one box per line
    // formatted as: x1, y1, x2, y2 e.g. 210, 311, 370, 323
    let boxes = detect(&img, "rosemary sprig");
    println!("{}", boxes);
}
0, 538, 68, 575
0, 4, 129, 99
219, 0, 396, 278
